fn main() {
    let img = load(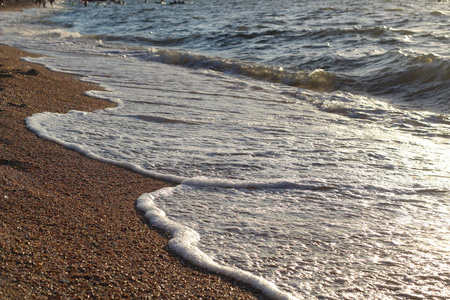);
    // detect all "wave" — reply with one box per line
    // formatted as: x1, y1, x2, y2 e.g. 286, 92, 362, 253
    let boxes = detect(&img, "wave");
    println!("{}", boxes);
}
42, 29, 83, 39
430, 10, 447, 16
303, 25, 415, 41
0, 22, 83, 40
89, 24, 291, 51
378, 50, 449, 111
141, 48, 336, 91
339, 49, 450, 113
